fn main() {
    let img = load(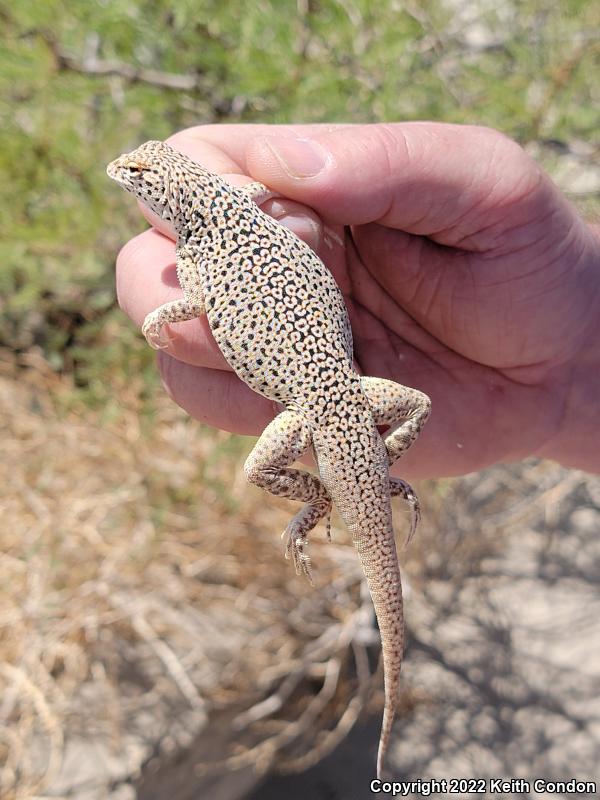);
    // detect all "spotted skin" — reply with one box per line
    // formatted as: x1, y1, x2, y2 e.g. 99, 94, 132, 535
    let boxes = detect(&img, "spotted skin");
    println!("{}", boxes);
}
107, 140, 431, 778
